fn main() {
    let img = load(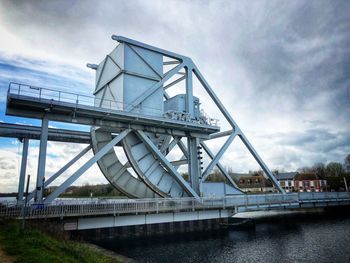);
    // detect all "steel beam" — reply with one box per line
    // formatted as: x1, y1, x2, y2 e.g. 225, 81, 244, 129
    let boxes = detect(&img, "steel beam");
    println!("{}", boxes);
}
185, 66, 194, 116
192, 65, 240, 131
200, 141, 241, 190
188, 137, 200, 193
124, 62, 185, 112
164, 75, 186, 90
35, 118, 49, 202
7, 95, 218, 136
165, 137, 180, 155
44, 129, 131, 203
160, 135, 172, 153
127, 44, 162, 79
0, 123, 91, 143
201, 132, 237, 182
238, 134, 285, 193
171, 158, 188, 166
184, 66, 200, 193
136, 130, 200, 199
163, 60, 180, 65
191, 64, 284, 193
207, 130, 234, 140
112, 35, 185, 61
174, 155, 187, 169
28, 145, 92, 201
17, 138, 29, 204
177, 140, 189, 158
